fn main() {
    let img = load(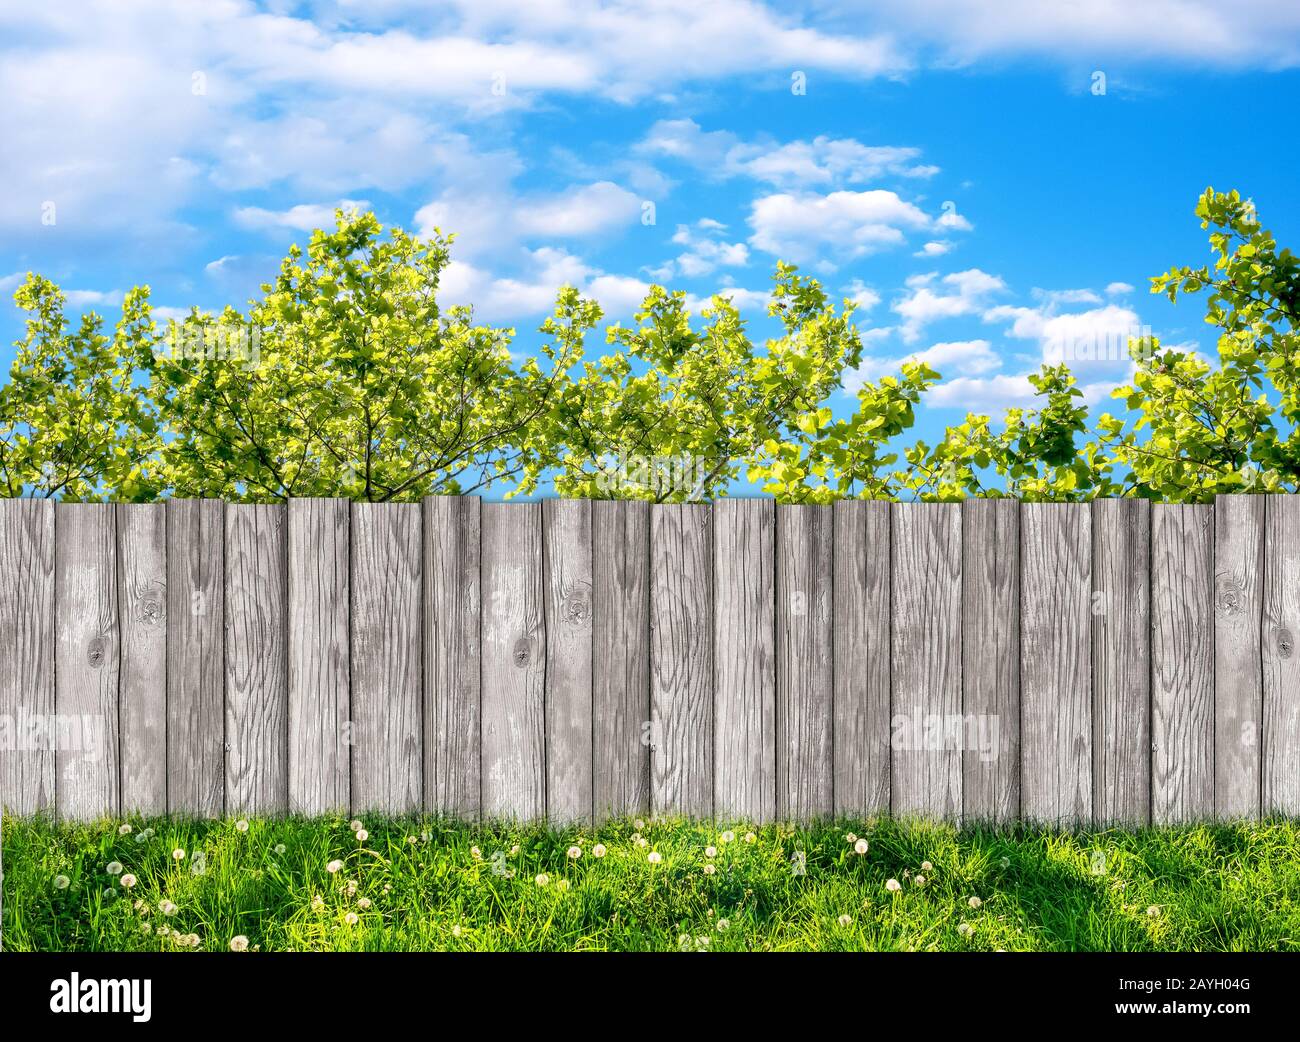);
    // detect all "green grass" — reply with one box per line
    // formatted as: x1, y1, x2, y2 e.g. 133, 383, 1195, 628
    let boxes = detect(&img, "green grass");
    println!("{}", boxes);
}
3, 814, 1298, 951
